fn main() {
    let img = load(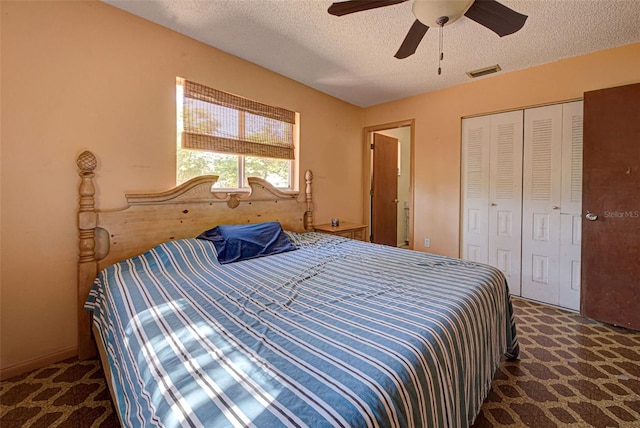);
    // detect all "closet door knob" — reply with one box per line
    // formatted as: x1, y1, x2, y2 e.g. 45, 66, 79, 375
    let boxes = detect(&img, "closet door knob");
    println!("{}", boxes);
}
552, 205, 560, 210
585, 212, 598, 221
490, 202, 497, 207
